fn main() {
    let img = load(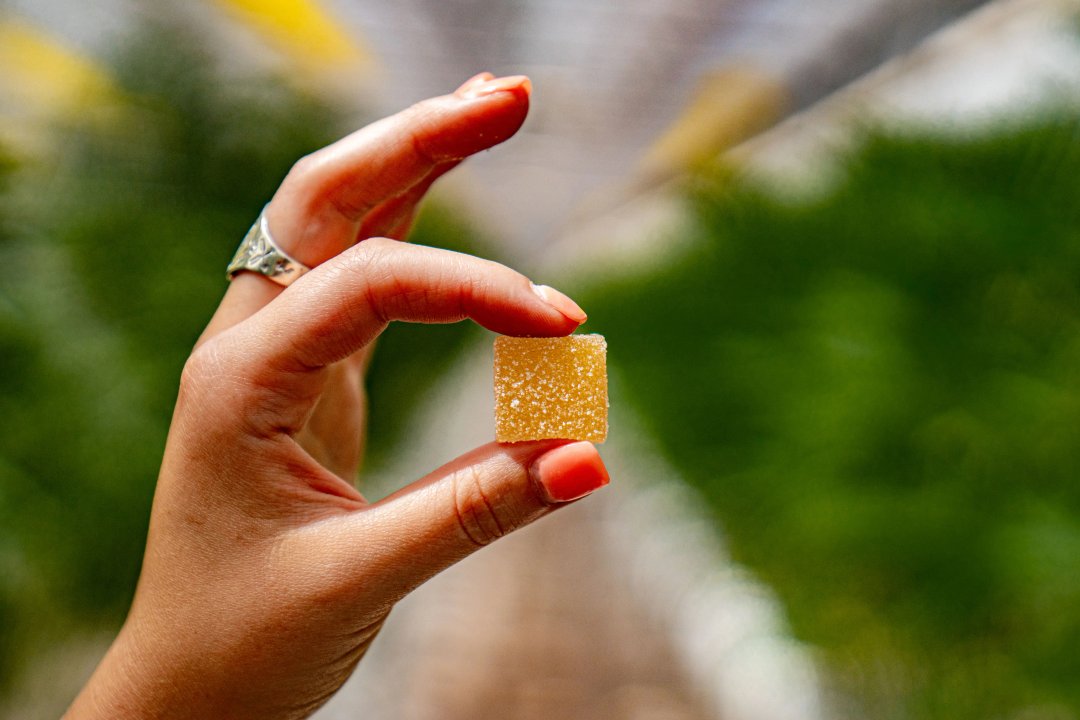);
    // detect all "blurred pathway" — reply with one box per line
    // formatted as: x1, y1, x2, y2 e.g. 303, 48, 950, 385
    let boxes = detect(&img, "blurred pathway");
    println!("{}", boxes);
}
346, 503, 711, 720
315, 345, 822, 720
314, 351, 715, 720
